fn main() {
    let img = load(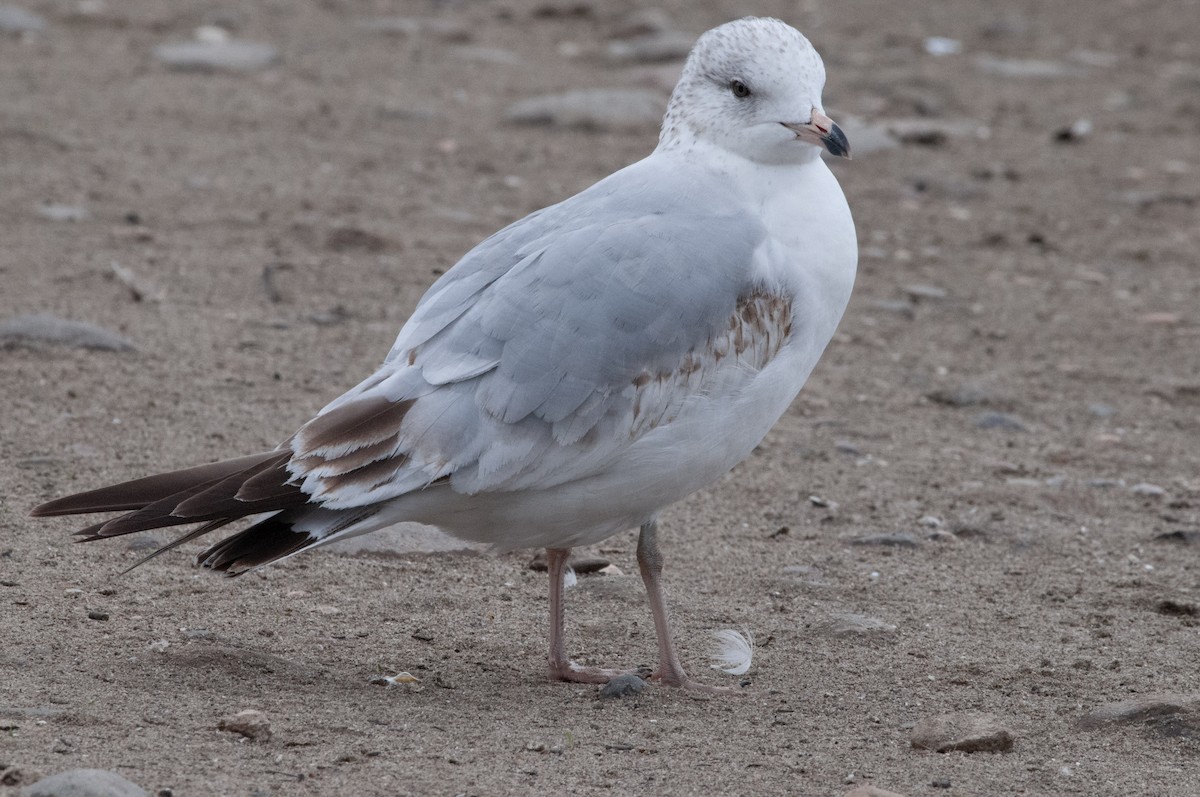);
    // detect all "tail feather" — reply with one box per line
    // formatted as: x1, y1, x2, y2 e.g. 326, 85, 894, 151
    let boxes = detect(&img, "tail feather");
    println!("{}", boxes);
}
30, 449, 334, 575
31, 452, 286, 517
